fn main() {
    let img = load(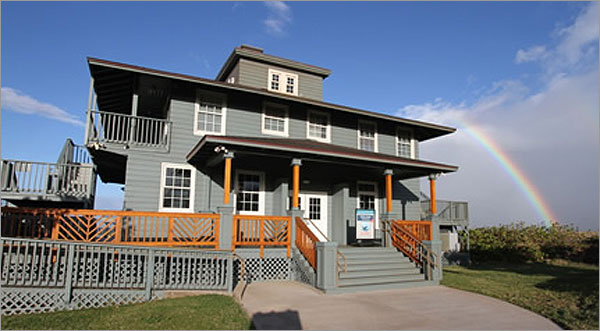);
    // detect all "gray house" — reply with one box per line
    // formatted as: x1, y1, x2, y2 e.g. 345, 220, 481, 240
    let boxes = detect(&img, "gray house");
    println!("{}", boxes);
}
1, 45, 468, 295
